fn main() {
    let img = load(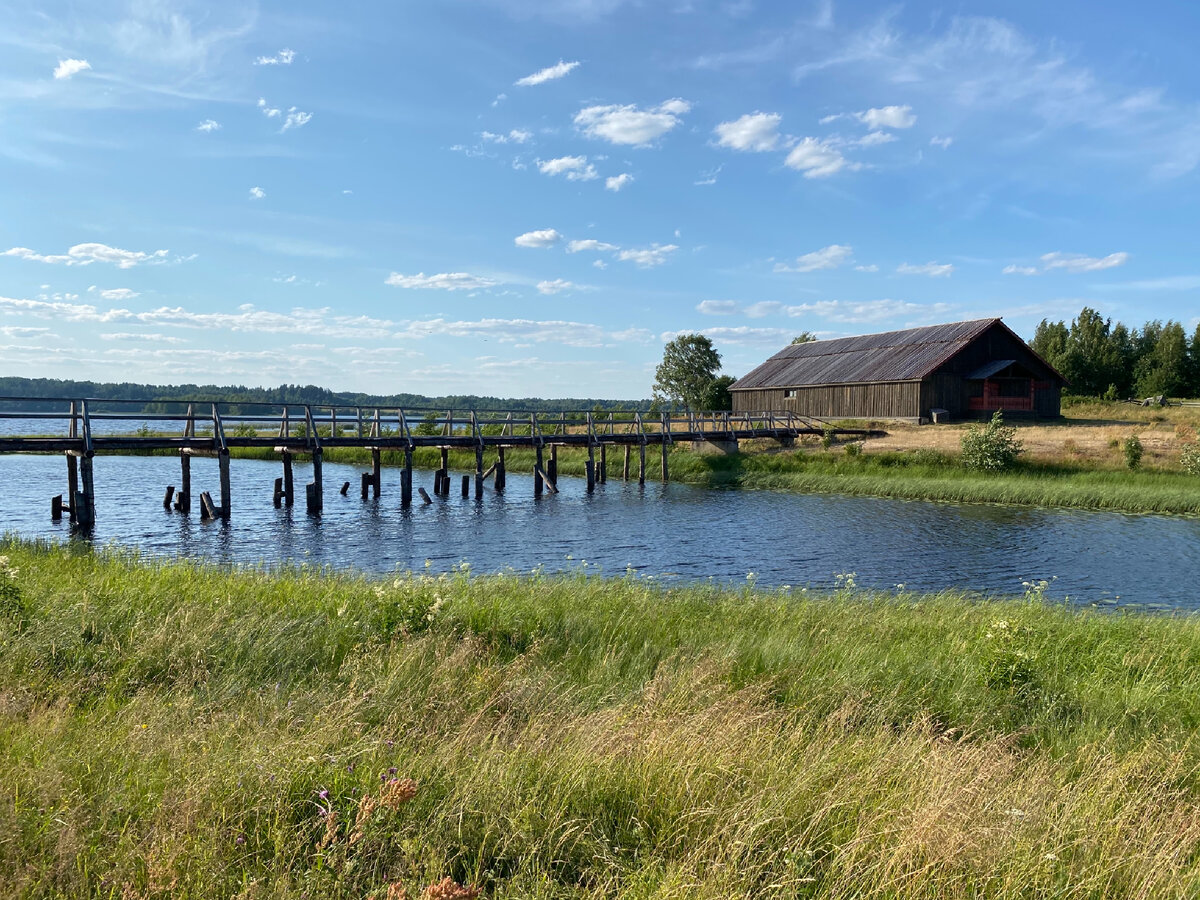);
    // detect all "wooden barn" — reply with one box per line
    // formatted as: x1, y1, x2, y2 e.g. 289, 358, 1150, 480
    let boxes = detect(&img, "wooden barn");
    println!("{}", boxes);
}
729, 318, 1066, 422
